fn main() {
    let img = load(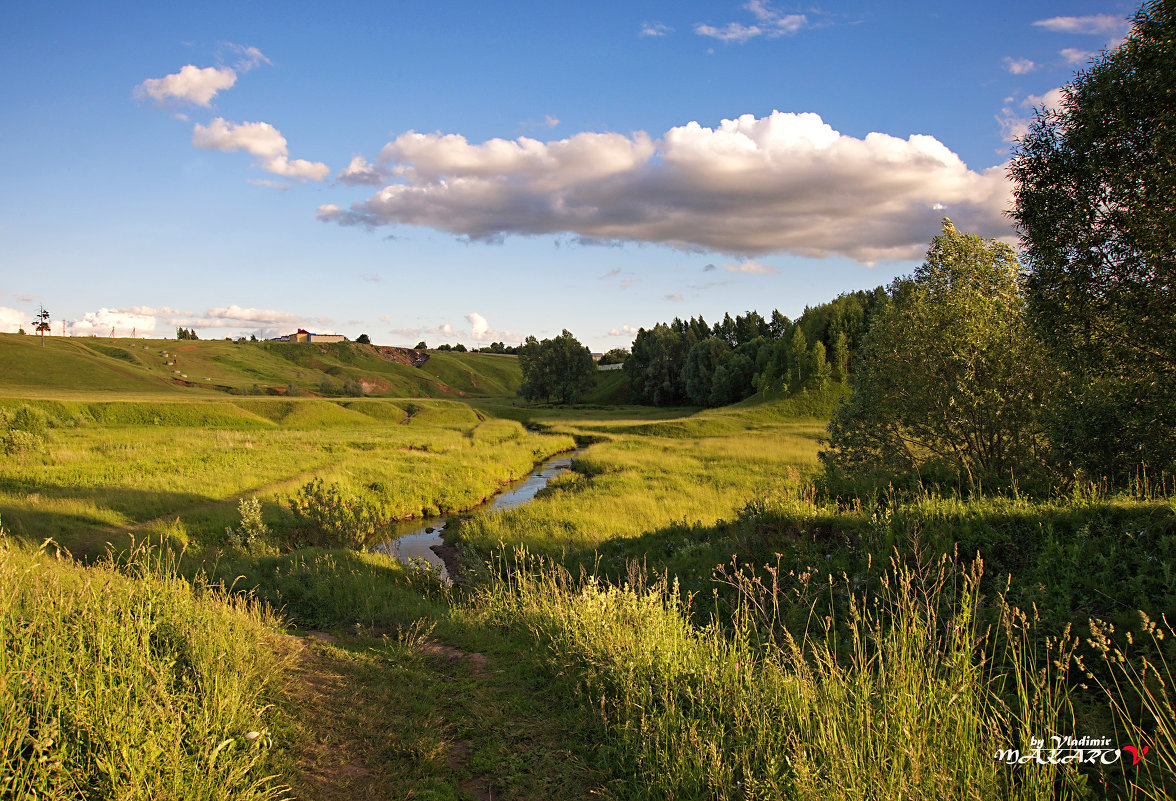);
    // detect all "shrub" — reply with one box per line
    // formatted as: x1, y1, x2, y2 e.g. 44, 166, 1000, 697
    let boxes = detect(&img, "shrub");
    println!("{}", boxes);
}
225, 497, 270, 551
288, 479, 385, 549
